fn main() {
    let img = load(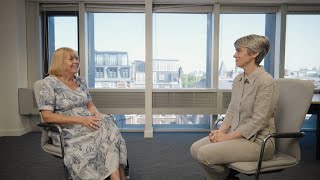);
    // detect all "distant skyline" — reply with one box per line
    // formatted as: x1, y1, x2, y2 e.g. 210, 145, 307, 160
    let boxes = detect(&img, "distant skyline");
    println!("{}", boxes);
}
54, 13, 320, 74
285, 15, 320, 71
